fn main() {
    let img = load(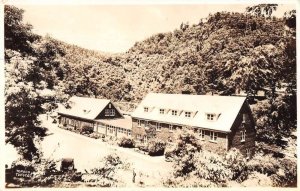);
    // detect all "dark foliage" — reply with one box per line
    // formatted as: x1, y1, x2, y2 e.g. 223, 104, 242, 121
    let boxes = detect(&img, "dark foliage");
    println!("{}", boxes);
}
118, 137, 135, 148
148, 139, 166, 156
